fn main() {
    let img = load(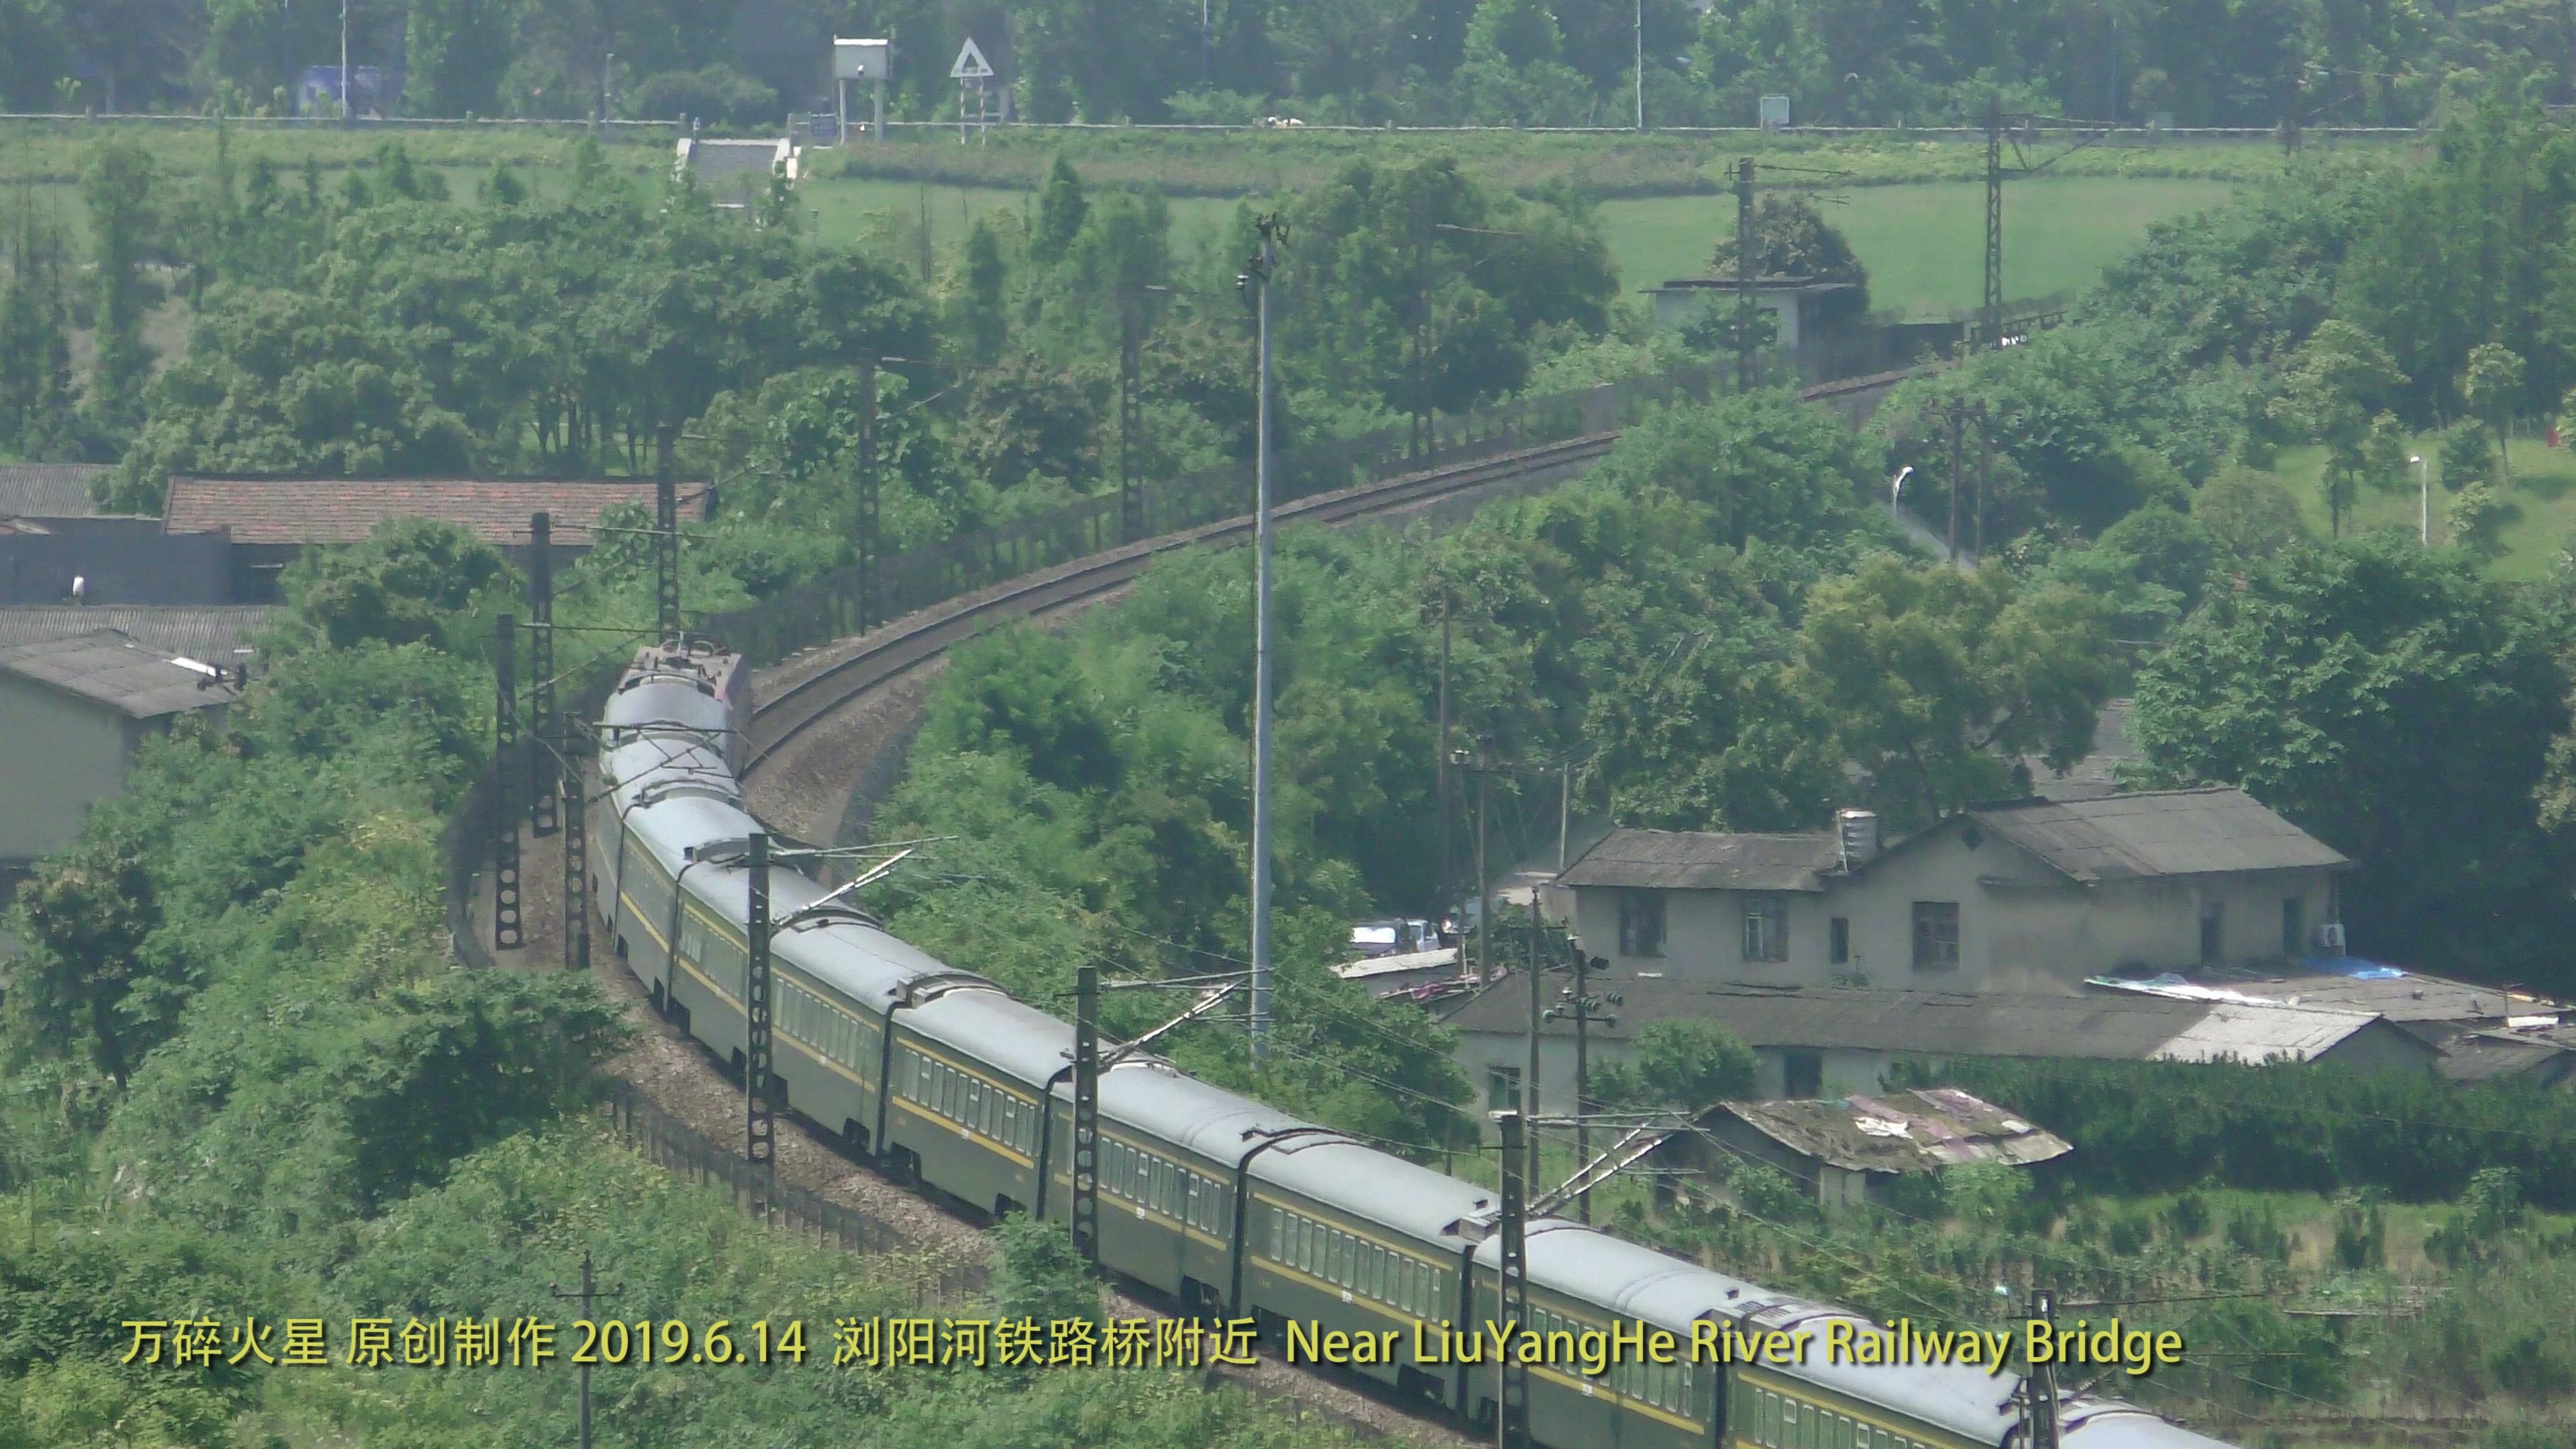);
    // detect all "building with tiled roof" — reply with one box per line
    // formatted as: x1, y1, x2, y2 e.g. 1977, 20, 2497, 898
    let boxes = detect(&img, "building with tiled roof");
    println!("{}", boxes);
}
160, 475, 711, 599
